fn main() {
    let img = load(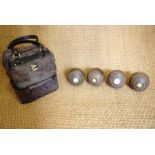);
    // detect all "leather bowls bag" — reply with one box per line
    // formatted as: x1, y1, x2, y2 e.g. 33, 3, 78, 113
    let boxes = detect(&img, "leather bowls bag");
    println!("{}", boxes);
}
3, 35, 59, 103
3, 35, 150, 105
